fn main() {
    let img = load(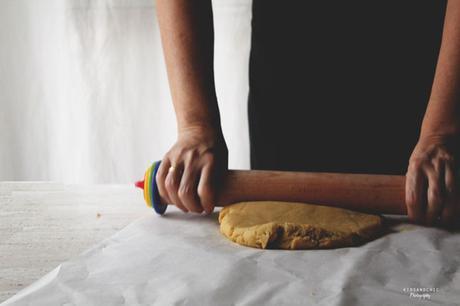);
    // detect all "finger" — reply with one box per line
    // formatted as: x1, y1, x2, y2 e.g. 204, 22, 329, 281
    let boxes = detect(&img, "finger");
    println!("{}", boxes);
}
405, 165, 426, 224
165, 162, 188, 213
441, 163, 457, 227
441, 202, 456, 229
425, 163, 444, 226
198, 163, 216, 215
178, 162, 202, 213
155, 158, 172, 204
444, 161, 456, 196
